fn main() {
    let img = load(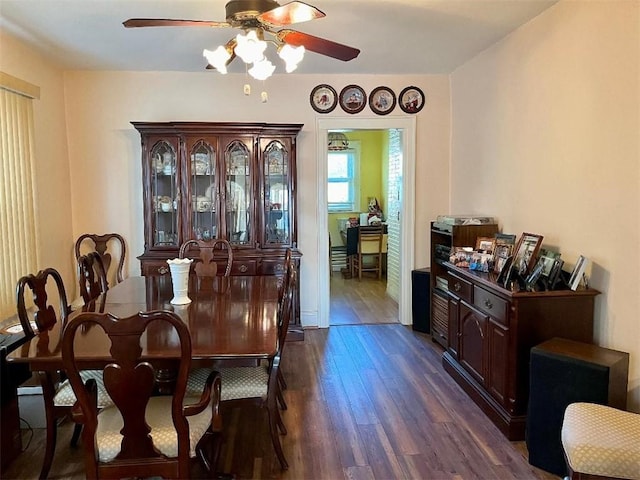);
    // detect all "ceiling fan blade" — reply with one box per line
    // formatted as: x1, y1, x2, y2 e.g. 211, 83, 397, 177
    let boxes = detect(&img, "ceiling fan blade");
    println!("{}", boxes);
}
277, 29, 360, 61
258, 1, 325, 27
123, 18, 230, 28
